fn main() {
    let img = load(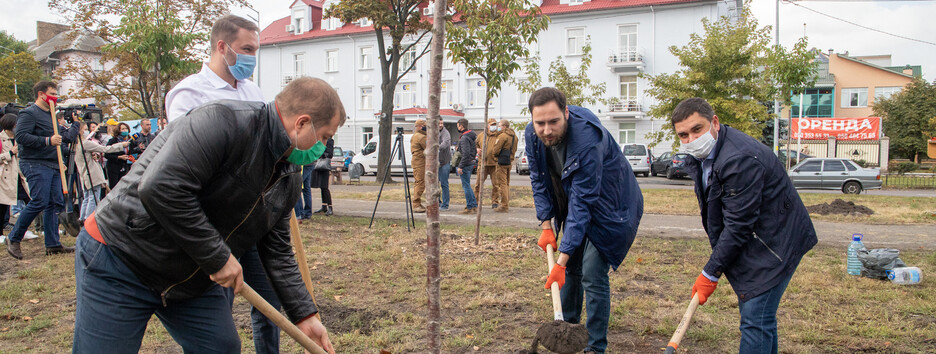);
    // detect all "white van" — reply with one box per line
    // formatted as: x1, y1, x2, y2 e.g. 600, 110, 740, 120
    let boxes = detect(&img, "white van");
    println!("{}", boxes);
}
351, 134, 414, 176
